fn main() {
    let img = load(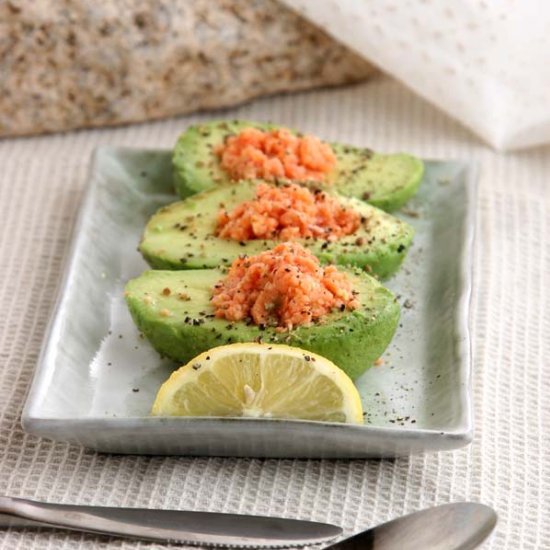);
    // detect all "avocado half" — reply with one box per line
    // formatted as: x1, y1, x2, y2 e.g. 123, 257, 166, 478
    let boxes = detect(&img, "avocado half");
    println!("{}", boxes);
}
139, 181, 414, 280
125, 269, 400, 380
172, 119, 424, 212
